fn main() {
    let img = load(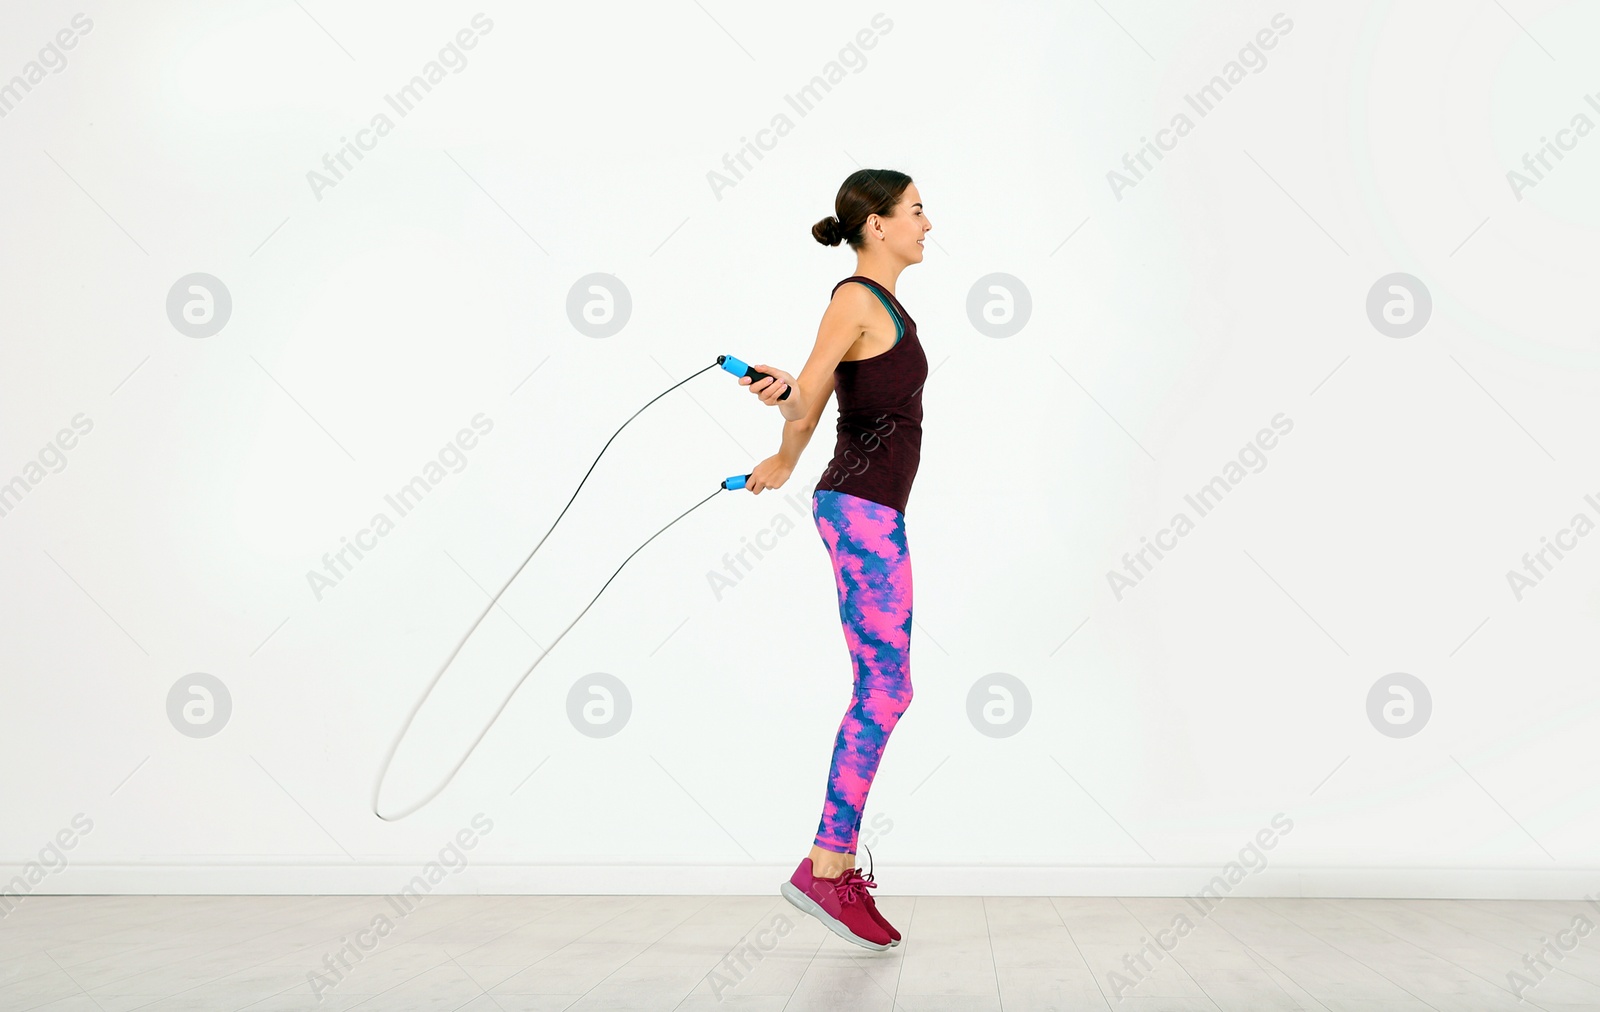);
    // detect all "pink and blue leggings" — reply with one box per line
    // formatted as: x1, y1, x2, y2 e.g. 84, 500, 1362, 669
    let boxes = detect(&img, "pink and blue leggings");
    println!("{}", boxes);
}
810, 488, 914, 855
